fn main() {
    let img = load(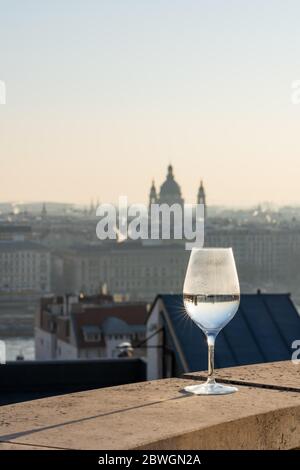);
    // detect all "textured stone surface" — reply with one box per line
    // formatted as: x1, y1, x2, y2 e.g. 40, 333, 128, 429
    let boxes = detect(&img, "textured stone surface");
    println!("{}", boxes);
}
0, 442, 57, 450
0, 363, 300, 450
184, 360, 300, 391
